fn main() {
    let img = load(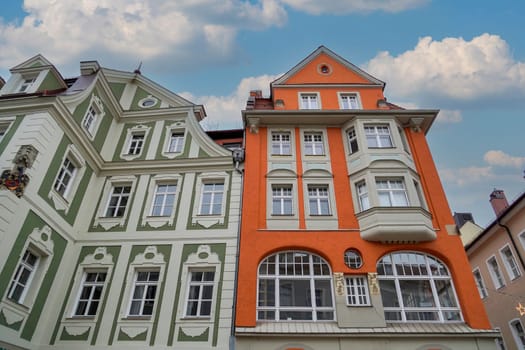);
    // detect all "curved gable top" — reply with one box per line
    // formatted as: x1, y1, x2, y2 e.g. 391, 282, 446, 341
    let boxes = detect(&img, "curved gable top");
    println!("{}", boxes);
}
271, 46, 385, 88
